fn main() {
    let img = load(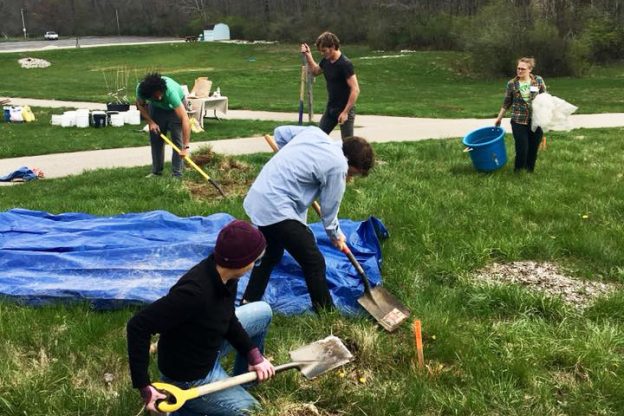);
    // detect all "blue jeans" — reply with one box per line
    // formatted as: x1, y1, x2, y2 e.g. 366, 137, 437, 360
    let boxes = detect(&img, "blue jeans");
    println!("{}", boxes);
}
162, 301, 272, 416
